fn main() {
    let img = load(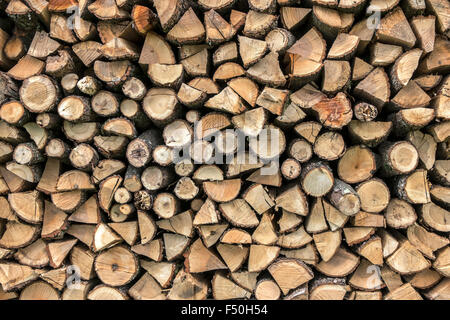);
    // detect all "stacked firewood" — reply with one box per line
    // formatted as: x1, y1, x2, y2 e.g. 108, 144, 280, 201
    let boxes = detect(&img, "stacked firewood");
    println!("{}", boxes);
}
0, 0, 448, 300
